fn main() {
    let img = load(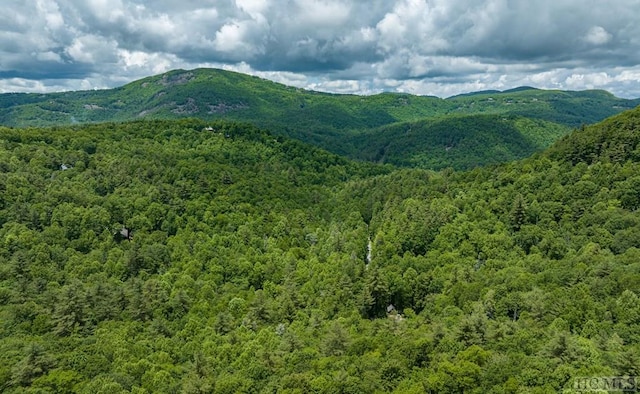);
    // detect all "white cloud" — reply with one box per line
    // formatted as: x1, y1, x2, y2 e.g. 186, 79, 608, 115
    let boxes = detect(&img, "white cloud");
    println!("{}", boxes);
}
214, 20, 263, 56
84, 0, 126, 23
235, 0, 269, 17
65, 34, 118, 64
35, 51, 63, 62
37, 0, 65, 31
117, 49, 178, 76
309, 79, 371, 94
585, 26, 613, 45
0, 0, 639, 98
65, 38, 92, 63
296, 0, 351, 27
